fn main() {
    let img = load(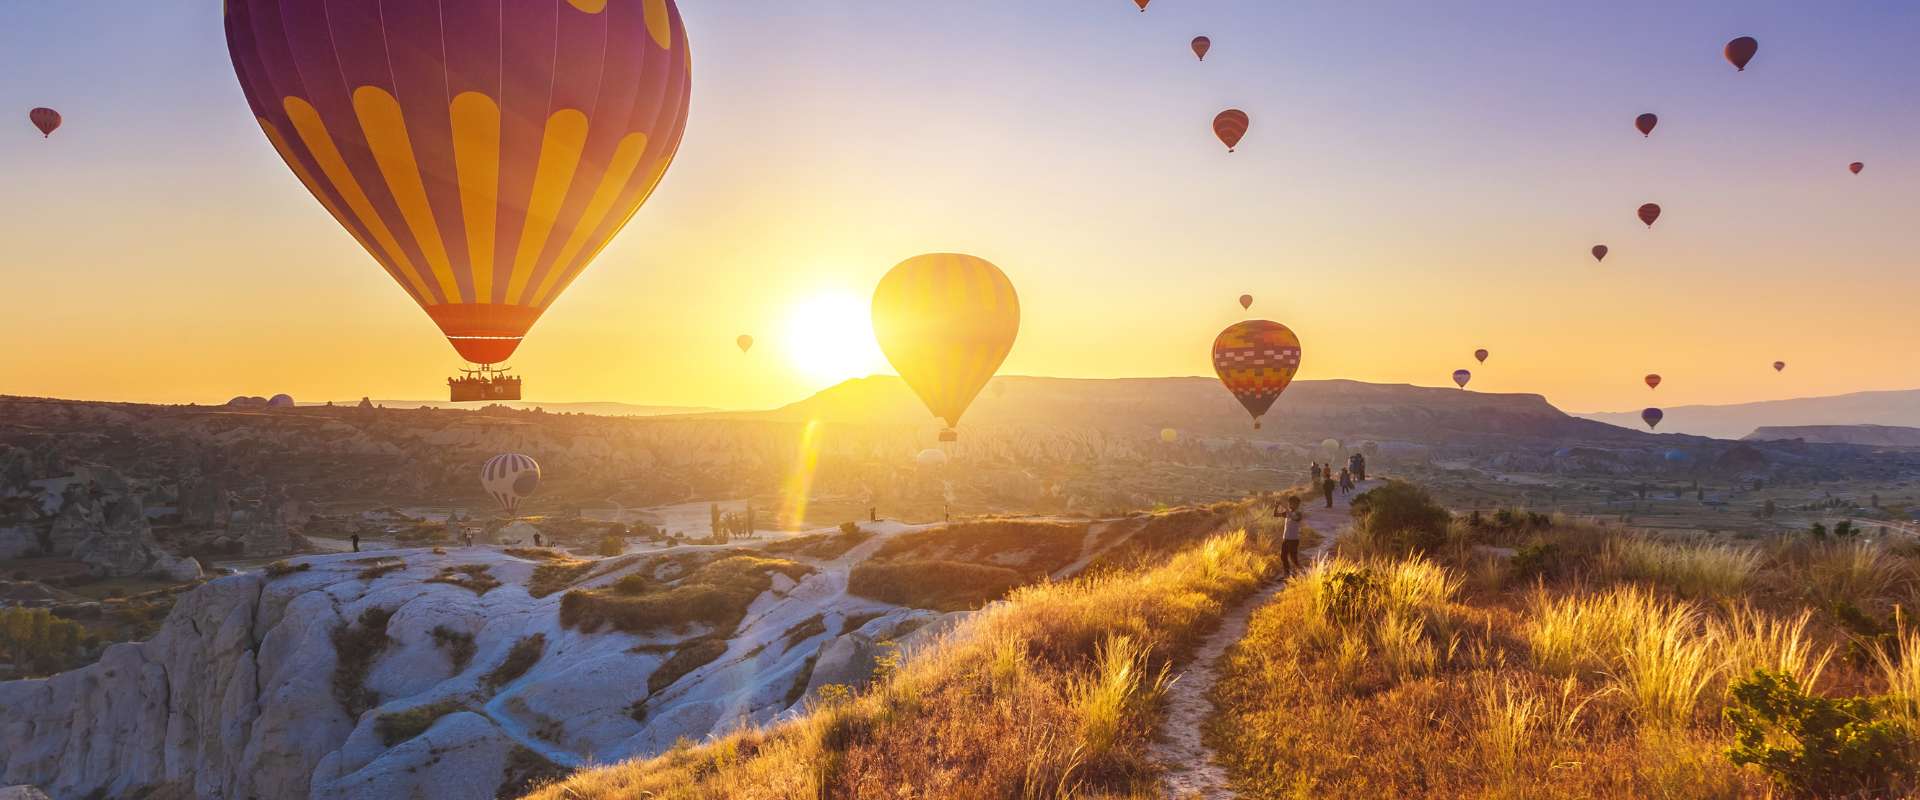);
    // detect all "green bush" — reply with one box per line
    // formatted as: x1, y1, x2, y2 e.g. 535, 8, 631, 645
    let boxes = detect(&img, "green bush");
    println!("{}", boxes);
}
1724, 669, 1913, 796
374, 699, 464, 746
0, 607, 94, 677
331, 607, 395, 716
597, 534, 626, 557
1508, 539, 1560, 581
482, 633, 546, 690
430, 625, 476, 673
1349, 481, 1451, 556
